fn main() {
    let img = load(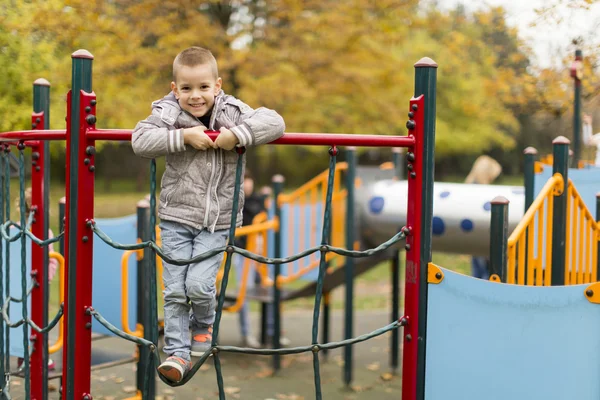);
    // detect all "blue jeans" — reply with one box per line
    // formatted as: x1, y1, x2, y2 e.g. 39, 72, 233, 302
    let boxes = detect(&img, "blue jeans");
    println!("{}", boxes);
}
471, 256, 490, 280
160, 220, 228, 361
